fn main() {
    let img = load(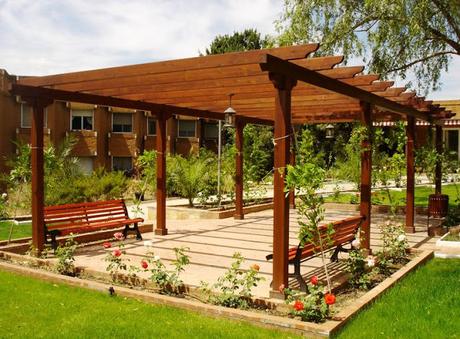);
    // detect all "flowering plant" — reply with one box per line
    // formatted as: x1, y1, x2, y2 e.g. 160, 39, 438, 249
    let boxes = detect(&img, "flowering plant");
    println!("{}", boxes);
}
377, 219, 409, 264
345, 248, 378, 290
103, 233, 139, 283
282, 276, 334, 323
200, 252, 264, 309
142, 246, 190, 295
55, 235, 78, 276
